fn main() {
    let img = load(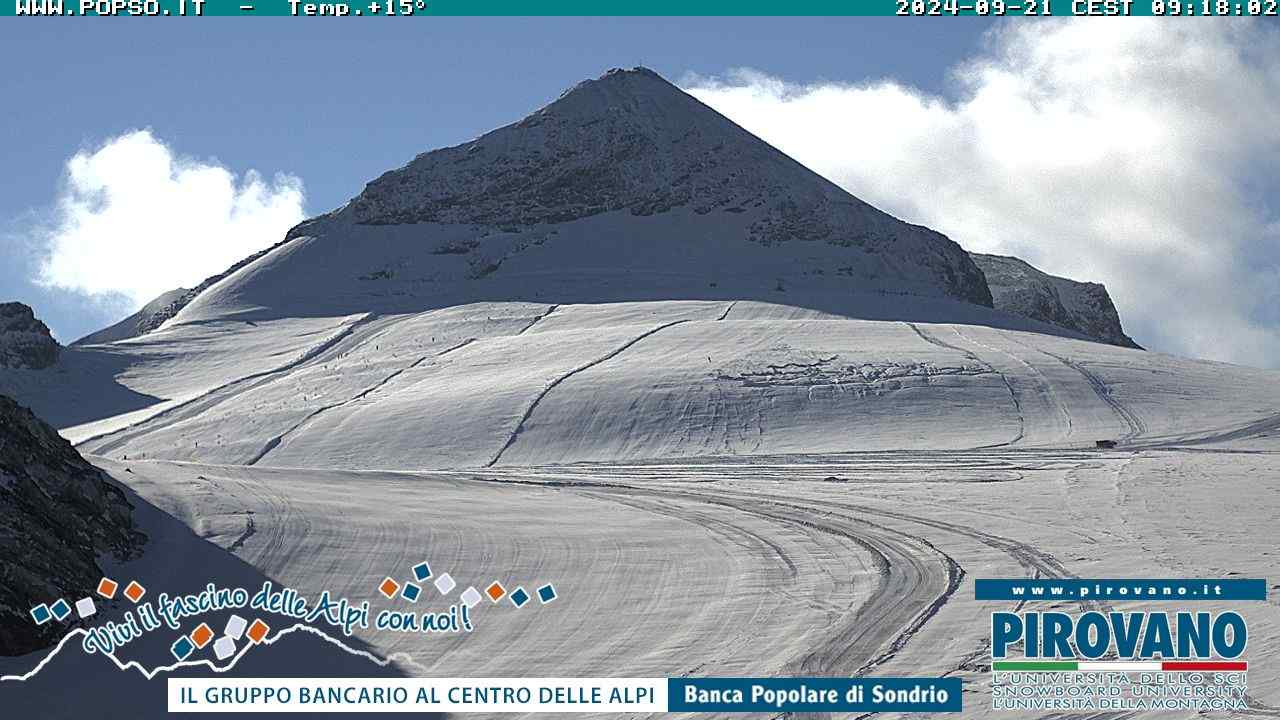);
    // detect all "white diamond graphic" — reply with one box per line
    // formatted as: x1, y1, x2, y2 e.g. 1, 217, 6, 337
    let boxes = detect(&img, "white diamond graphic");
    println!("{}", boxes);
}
434, 573, 456, 595
75, 597, 96, 618
214, 636, 236, 661
224, 614, 247, 640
